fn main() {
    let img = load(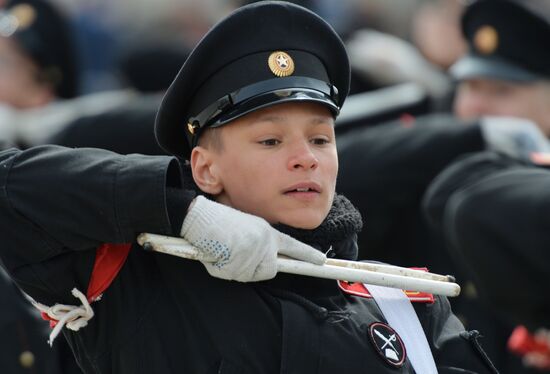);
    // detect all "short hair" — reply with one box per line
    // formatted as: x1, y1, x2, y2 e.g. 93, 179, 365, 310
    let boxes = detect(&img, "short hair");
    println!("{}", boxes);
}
196, 127, 224, 153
